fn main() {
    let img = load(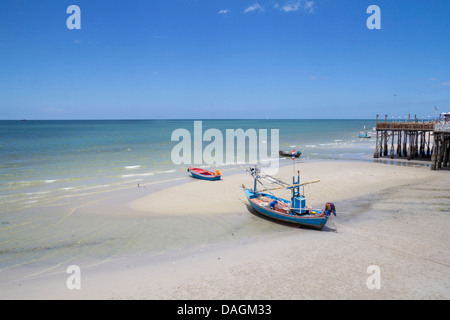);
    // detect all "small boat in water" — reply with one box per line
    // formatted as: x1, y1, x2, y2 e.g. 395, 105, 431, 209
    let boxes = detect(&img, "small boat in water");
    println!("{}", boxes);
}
187, 167, 222, 181
359, 126, 372, 139
359, 131, 371, 138
242, 166, 335, 230
279, 150, 302, 158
